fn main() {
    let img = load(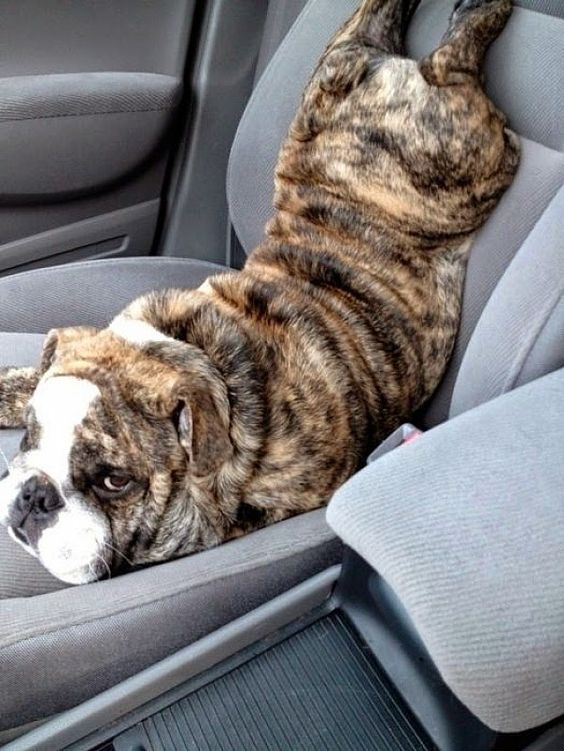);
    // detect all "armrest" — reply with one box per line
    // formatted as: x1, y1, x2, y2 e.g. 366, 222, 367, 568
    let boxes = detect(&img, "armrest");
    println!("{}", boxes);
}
0, 73, 181, 201
327, 369, 564, 733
